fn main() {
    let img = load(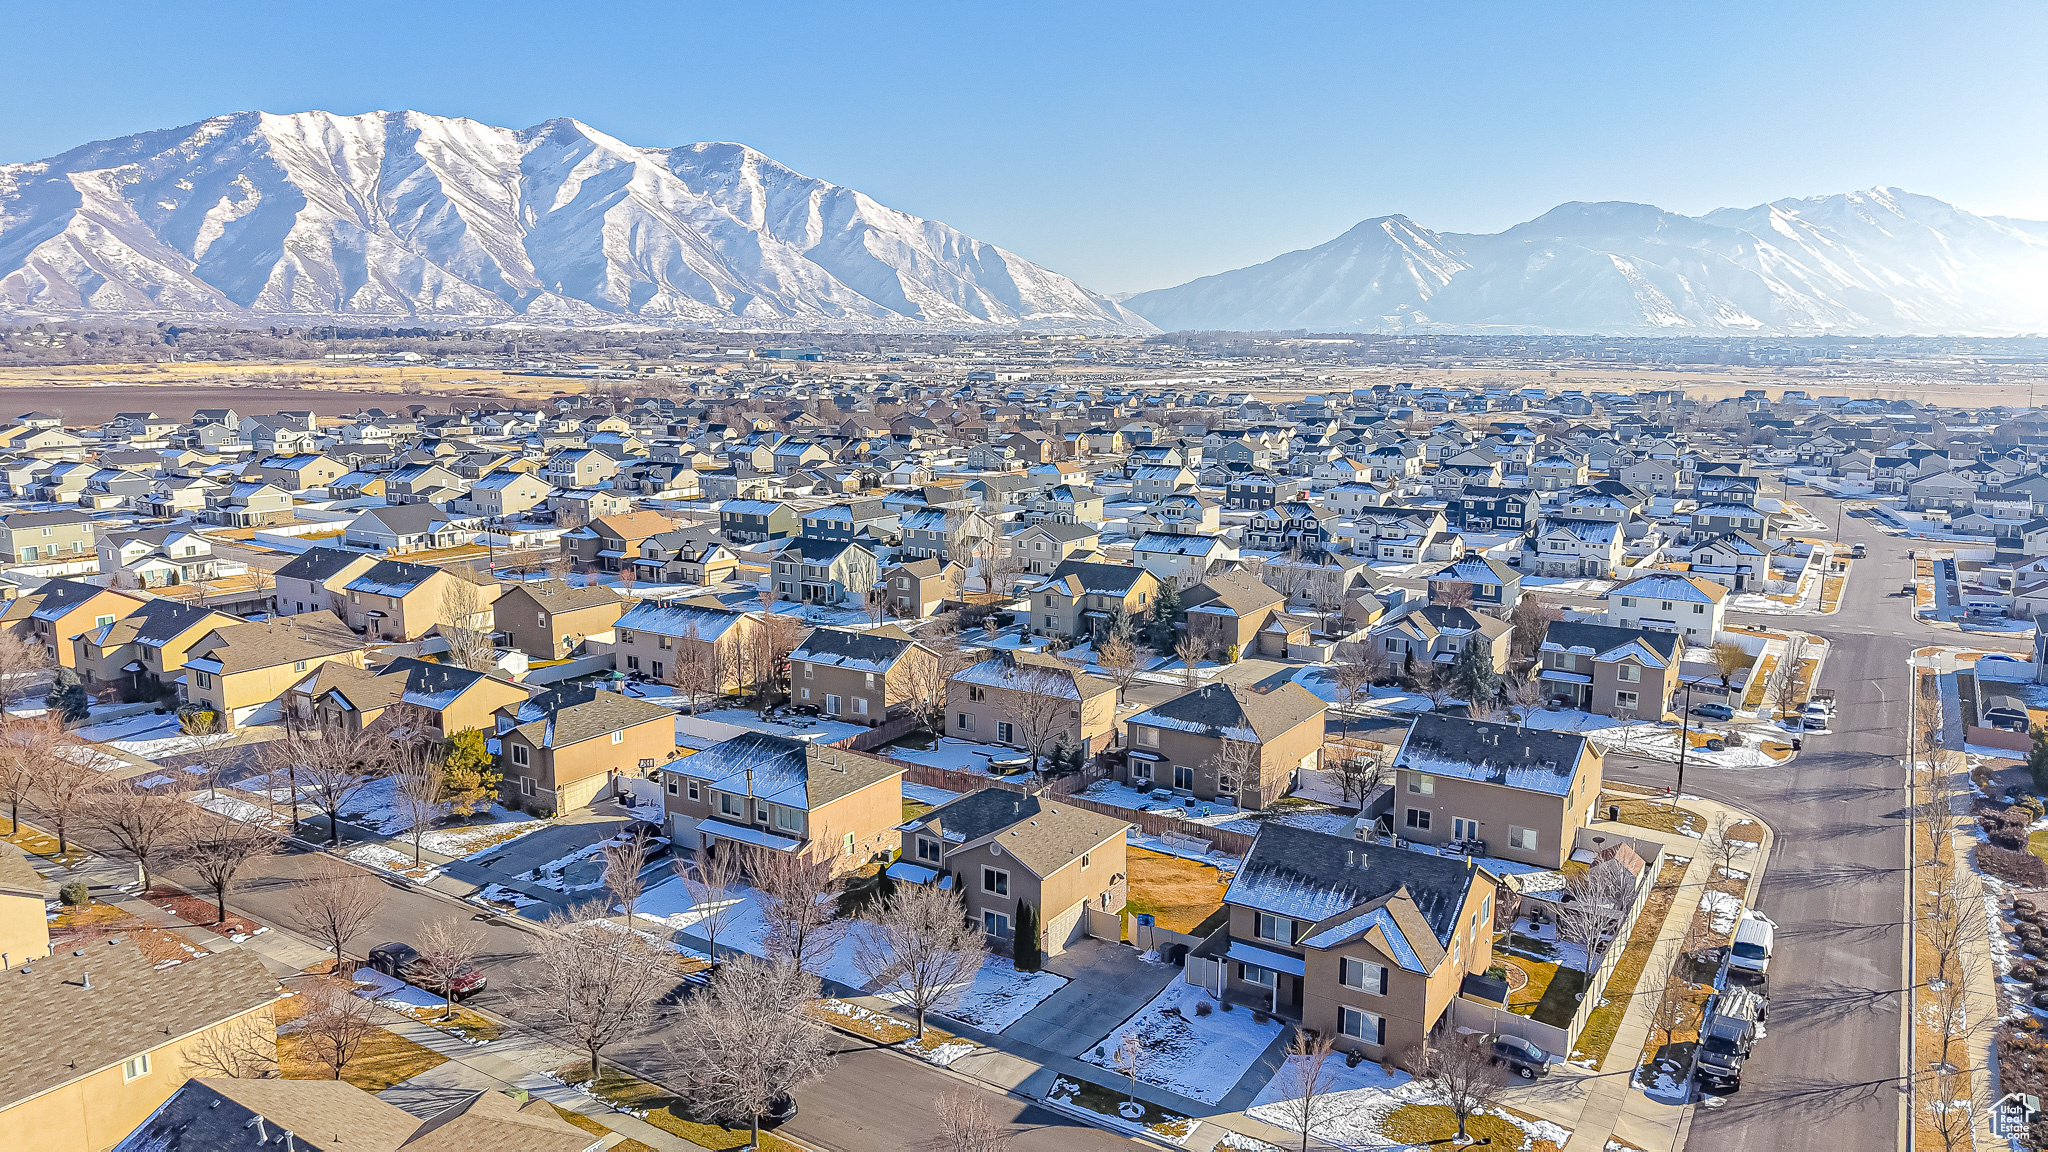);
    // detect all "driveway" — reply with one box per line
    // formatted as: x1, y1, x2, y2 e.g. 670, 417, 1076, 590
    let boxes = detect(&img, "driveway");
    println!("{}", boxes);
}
999, 938, 1179, 1058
